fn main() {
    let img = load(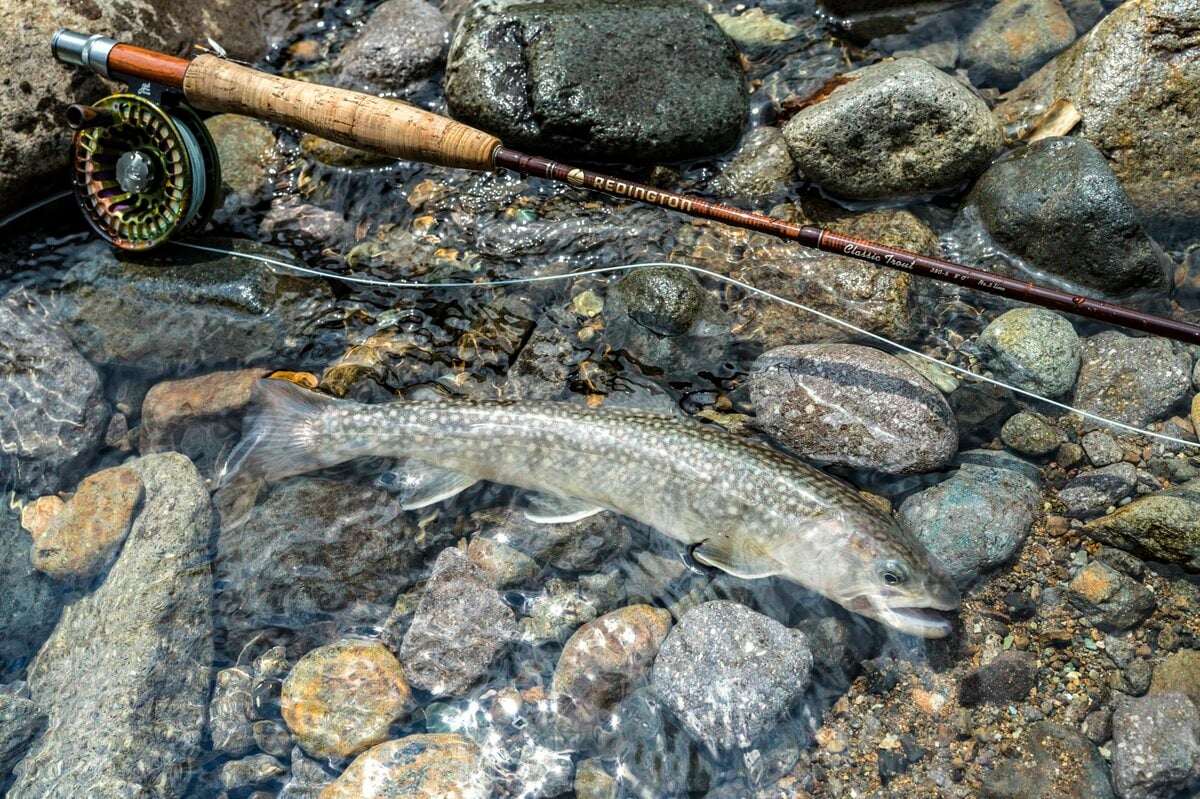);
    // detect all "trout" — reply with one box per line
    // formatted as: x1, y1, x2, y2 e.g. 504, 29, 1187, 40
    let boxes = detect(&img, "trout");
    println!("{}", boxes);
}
221, 379, 961, 637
